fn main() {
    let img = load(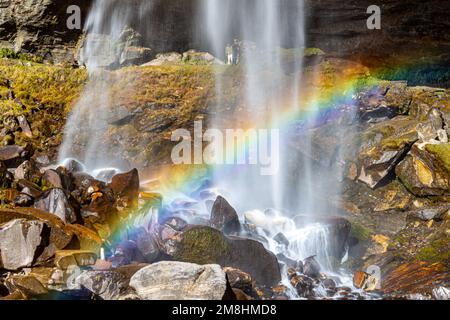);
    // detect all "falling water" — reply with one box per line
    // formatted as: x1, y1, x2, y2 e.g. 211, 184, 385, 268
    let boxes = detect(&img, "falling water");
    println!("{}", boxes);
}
58, 0, 354, 297
58, 0, 156, 172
